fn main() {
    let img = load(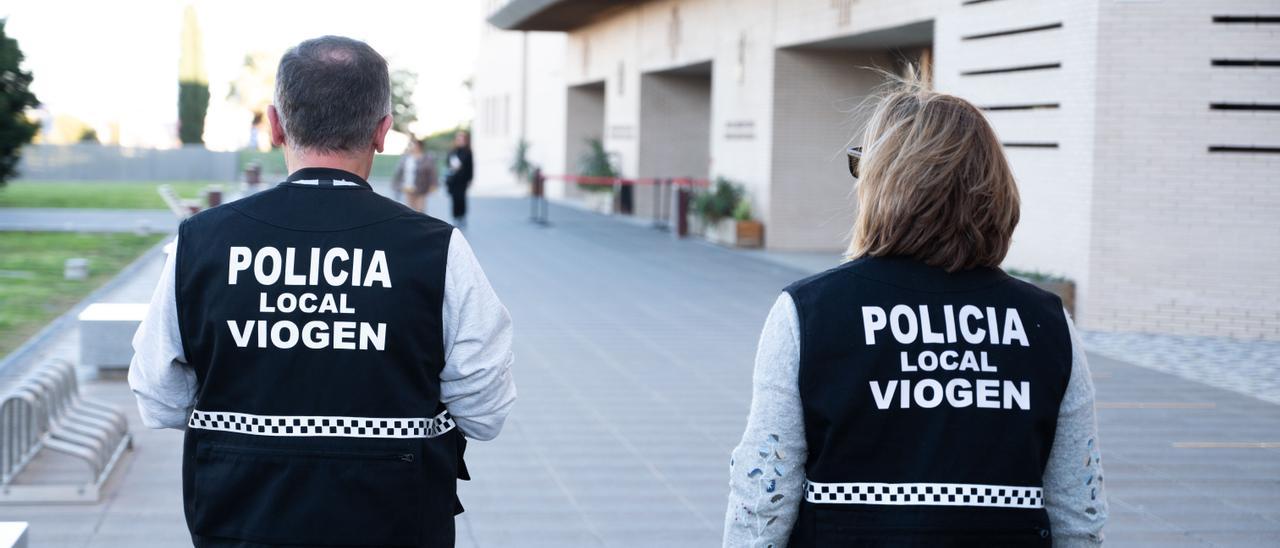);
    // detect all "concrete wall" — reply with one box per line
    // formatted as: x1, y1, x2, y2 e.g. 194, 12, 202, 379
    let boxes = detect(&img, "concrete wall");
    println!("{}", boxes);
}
935, 0, 1101, 320
769, 48, 897, 251
476, 0, 1280, 338
16, 144, 238, 181
473, 23, 567, 196
637, 68, 712, 217
560, 82, 606, 200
